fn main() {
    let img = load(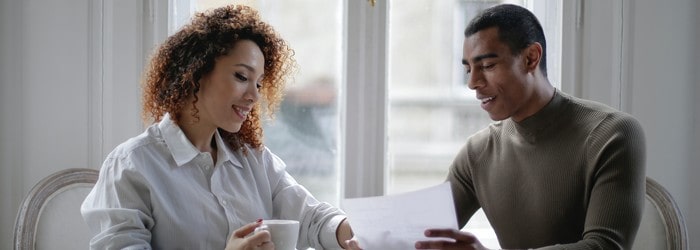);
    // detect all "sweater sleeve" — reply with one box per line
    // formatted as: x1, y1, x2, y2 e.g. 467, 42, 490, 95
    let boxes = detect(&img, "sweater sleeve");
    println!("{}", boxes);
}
447, 132, 487, 228
538, 113, 646, 250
